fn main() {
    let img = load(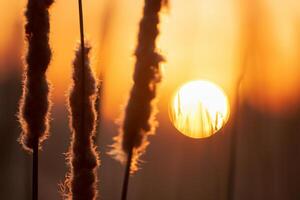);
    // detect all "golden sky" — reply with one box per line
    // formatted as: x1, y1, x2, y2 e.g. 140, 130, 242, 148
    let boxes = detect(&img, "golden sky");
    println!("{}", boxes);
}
1, 0, 300, 116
